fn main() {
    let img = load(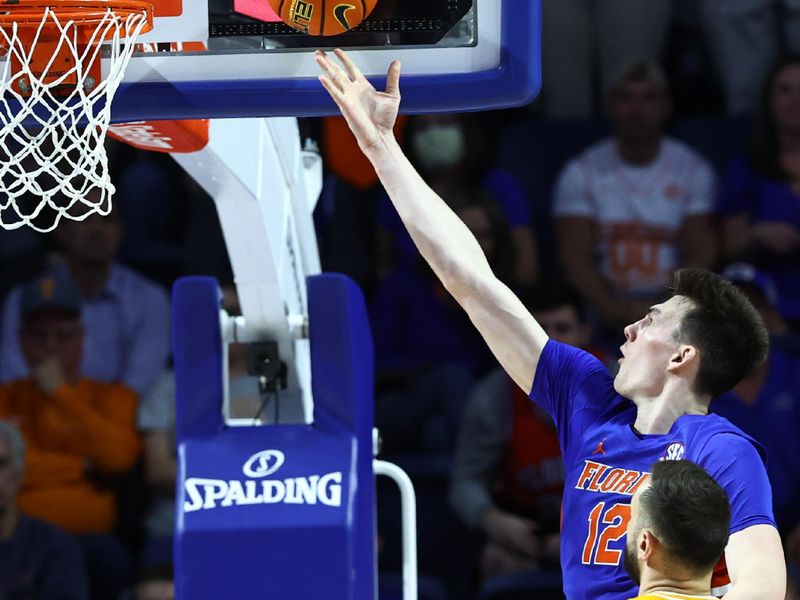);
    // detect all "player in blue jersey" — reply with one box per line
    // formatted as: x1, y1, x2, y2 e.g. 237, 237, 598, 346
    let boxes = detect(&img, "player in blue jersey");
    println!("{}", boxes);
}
315, 49, 788, 599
